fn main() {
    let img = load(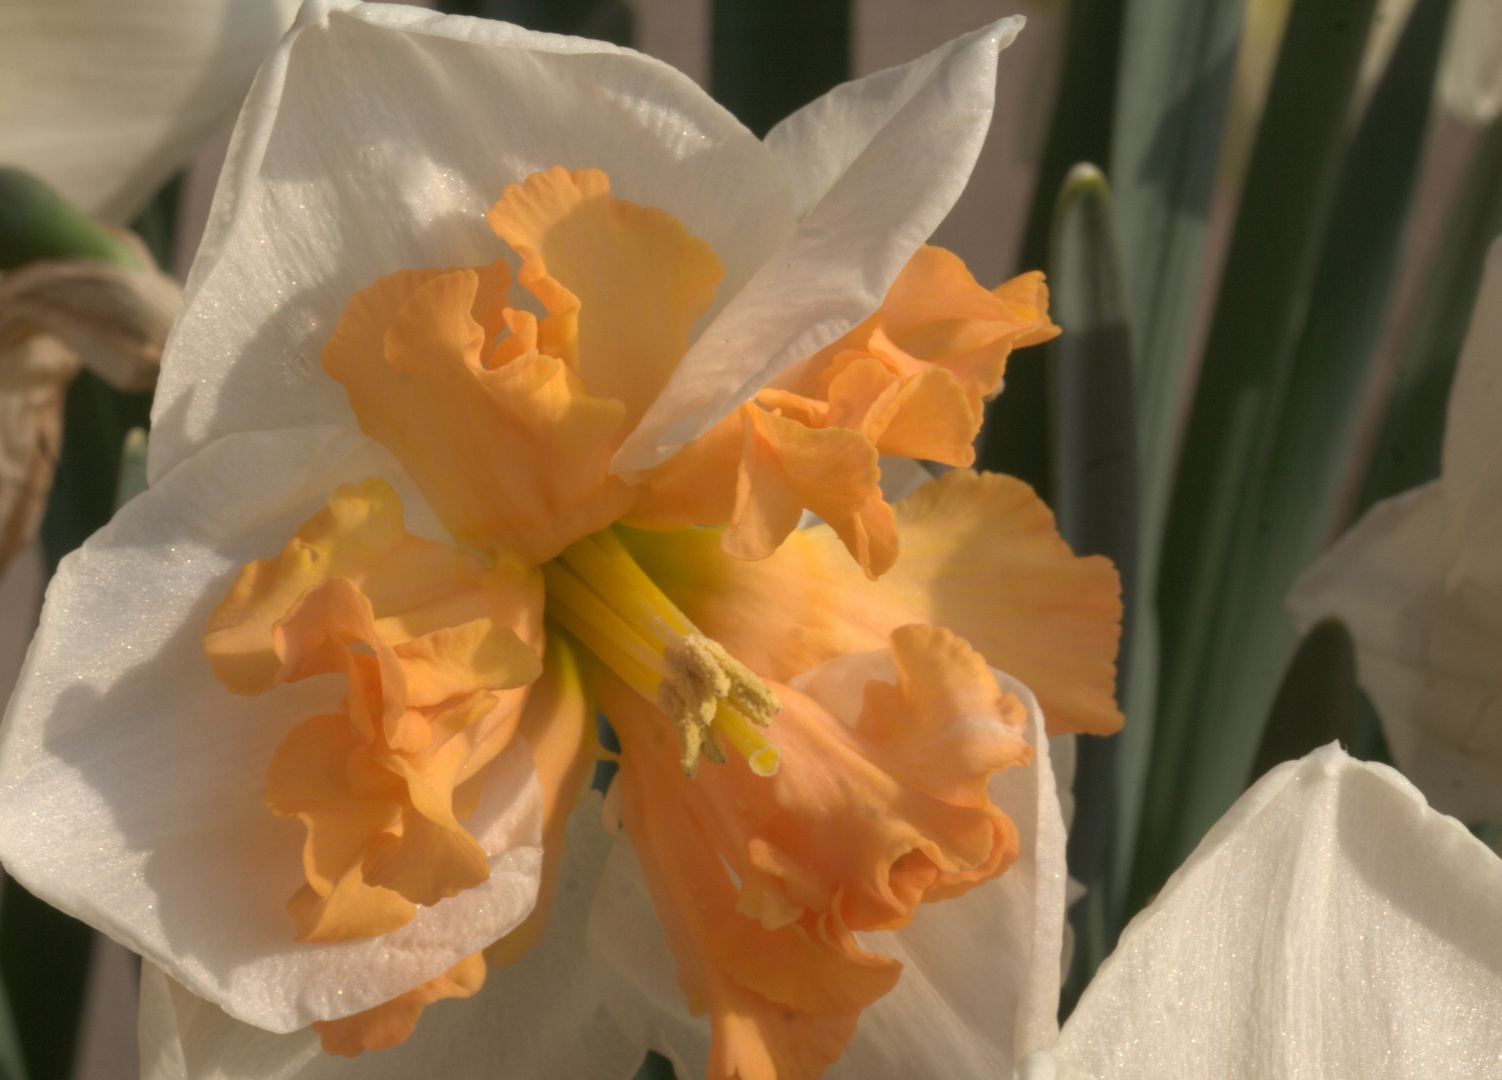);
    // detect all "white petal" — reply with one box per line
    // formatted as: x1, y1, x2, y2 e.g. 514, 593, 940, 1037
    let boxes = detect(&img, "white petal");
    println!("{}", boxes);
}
1441, 234, 1502, 601
587, 656, 1067, 1076
0, 426, 543, 1032
1054, 744, 1502, 1079
139, 794, 642, 1080
149, 0, 792, 484
614, 19, 1025, 471
0, 0, 298, 224
1289, 484, 1502, 822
